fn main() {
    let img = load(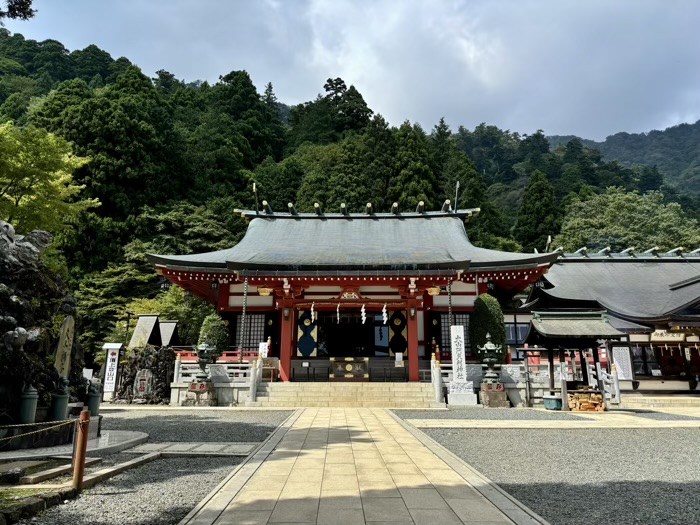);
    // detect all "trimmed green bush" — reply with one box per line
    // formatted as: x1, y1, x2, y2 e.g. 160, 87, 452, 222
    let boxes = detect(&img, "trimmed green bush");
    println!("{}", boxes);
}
198, 313, 230, 355
469, 293, 506, 363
